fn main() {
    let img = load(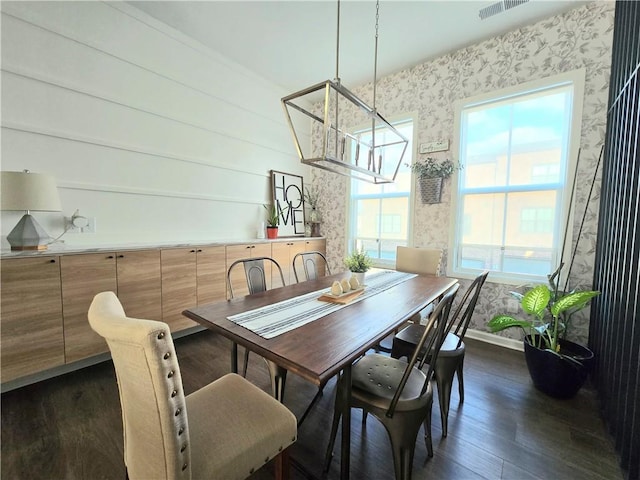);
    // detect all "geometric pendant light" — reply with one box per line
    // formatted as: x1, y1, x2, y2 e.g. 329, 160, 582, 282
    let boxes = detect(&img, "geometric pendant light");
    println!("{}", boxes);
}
281, 1, 408, 184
